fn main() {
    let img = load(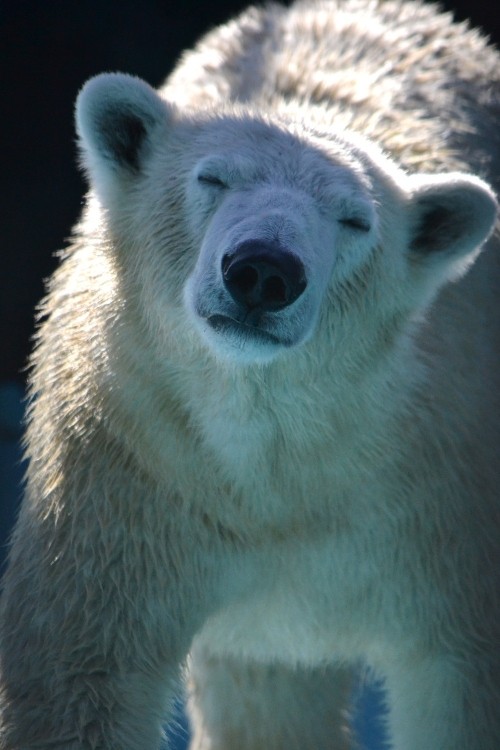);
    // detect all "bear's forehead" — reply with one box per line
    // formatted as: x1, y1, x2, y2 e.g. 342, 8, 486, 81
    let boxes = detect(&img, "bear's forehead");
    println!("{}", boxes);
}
178, 110, 371, 193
